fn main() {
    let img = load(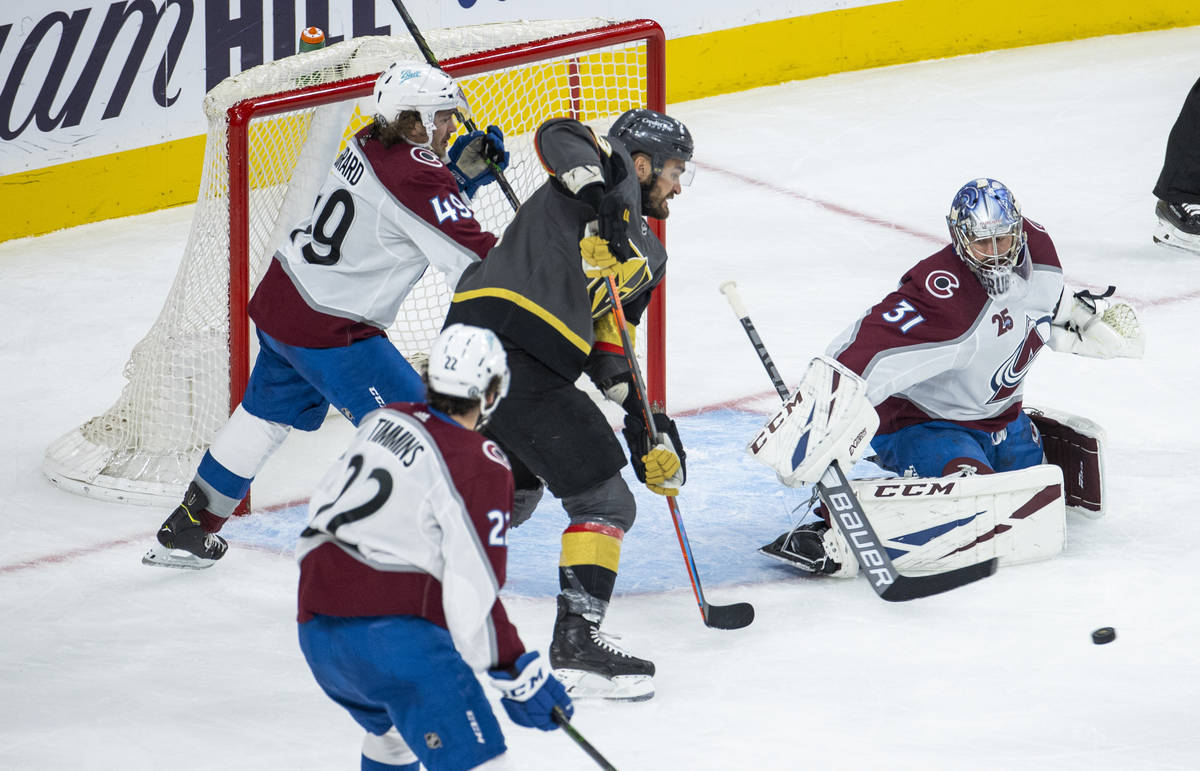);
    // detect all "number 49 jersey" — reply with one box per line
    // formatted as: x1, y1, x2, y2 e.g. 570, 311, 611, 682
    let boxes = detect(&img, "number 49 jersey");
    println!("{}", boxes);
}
296, 402, 525, 672
250, 128, 498, 348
